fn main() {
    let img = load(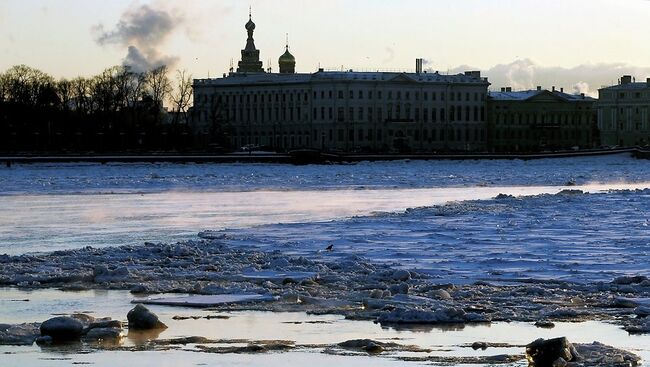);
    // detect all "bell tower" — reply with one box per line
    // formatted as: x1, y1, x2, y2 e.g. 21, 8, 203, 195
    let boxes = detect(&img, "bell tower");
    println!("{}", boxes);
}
237, 8, 264, 73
